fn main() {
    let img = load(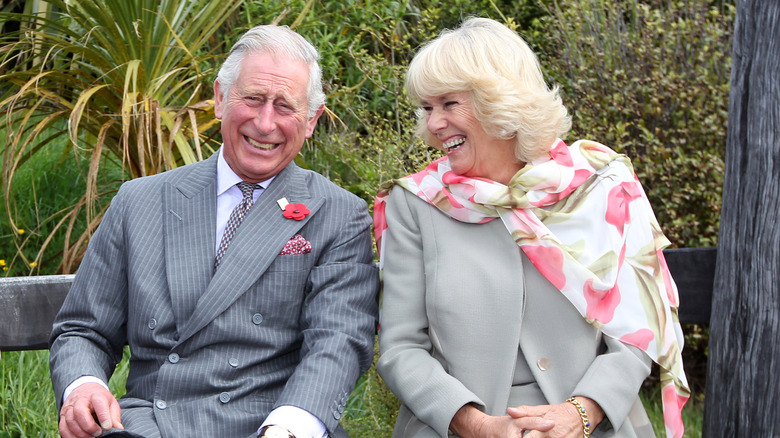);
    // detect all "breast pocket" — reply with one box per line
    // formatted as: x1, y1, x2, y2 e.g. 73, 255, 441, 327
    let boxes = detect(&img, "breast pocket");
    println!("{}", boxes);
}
267, 252, 314, 272
242, 253, 313, 322
264, 252, 314, 294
